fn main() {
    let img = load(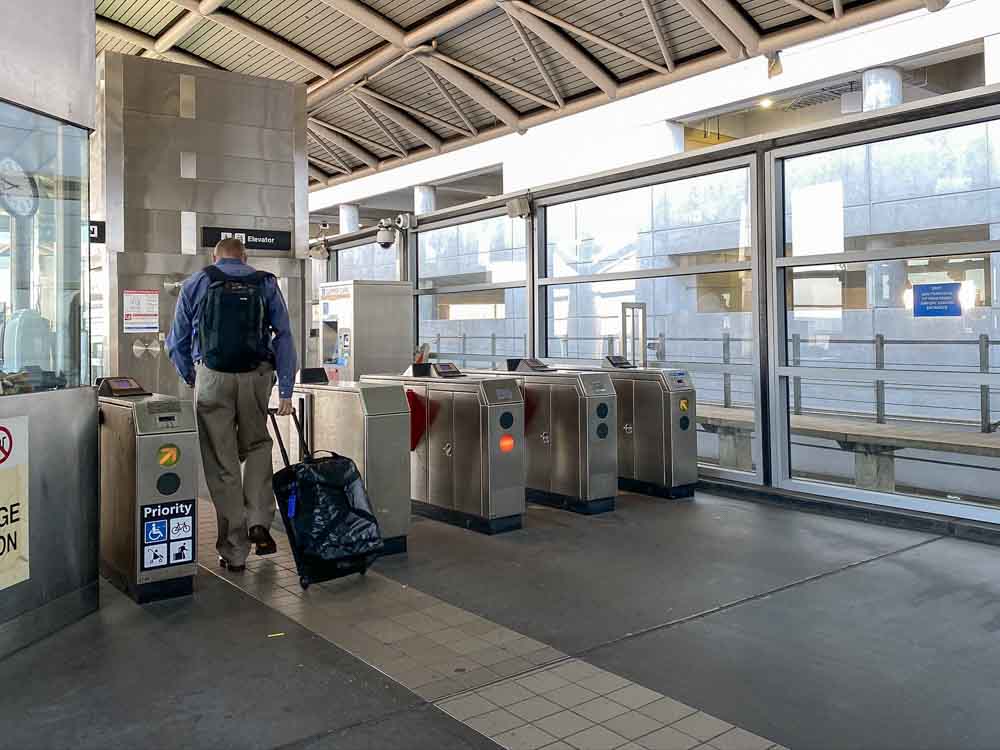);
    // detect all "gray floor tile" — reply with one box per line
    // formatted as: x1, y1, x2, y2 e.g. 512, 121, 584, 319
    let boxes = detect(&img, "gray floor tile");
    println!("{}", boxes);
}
392, 666, 444, 689
547, 684, 602, 709
474, 645, 520, 667
550, 661, 604, 683
524, 647, 568, 666
563, 724, 629, 750
508, 695, 565, 722
415, 678, 461, 701
465, 708, 527, 737
517, 669, 572, 694
635, 698, 698, 726
574, 697, 631, 723
438, 693, 498, 721
707, 728, 774, 750
390, 611, 443, 634
494, 724, 558, 750
670, 713, 732, 742
478, 681, 537, 707
635, 726, 702, 750
535, 710, 595, 739
448, 636, 494, 656
602, 711, 664, 741
606, 684, 663, 710
493, 656, 537, 678
577, 671, 632, 695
